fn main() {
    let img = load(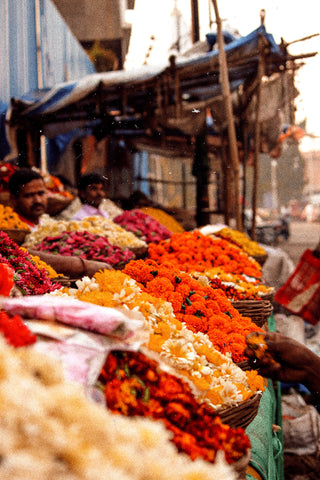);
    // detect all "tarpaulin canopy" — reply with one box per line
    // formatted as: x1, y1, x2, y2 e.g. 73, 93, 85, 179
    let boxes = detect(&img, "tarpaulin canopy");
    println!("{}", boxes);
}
7, 25, 291, 141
